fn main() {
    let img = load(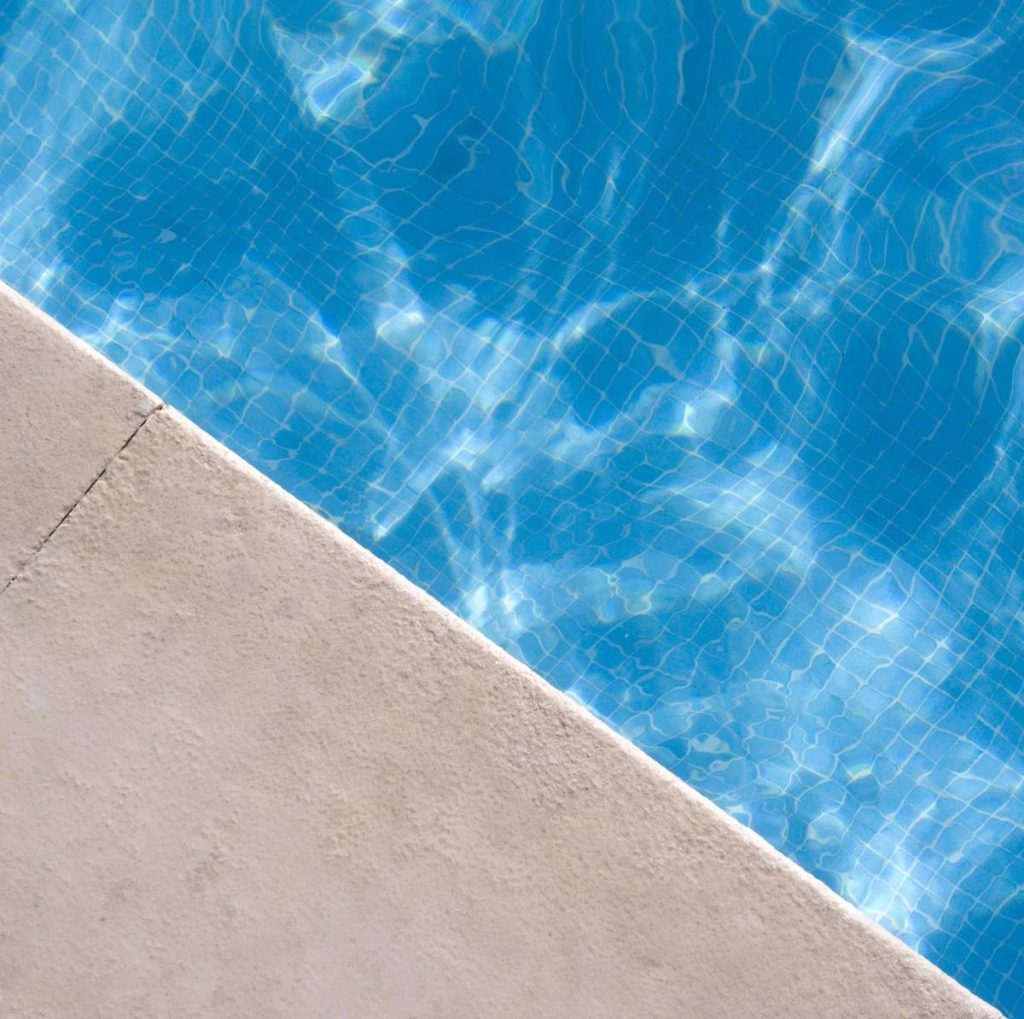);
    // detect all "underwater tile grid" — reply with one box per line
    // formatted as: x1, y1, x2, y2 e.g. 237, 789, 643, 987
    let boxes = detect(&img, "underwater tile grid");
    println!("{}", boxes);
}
1, 0, 1023, 1011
